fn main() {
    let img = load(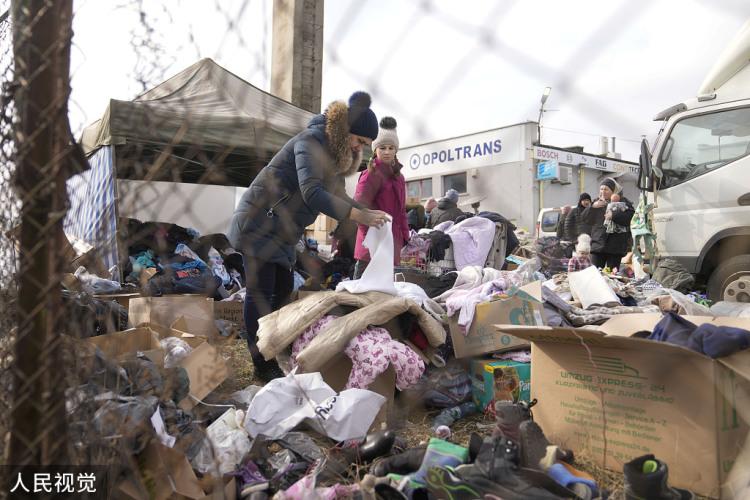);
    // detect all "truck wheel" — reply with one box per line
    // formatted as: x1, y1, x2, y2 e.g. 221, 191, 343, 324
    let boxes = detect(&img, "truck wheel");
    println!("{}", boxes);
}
707, 254, 750, 302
